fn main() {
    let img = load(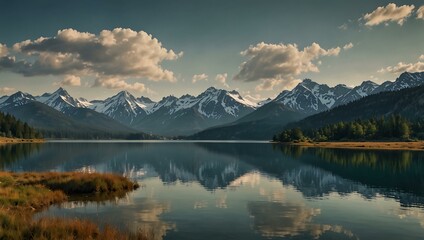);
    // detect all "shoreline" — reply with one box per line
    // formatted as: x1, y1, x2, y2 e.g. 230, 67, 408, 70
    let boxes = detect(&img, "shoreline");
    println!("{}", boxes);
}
0, 137, 45, 144
282, 141, 424, 151
0, 171, 144, 239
